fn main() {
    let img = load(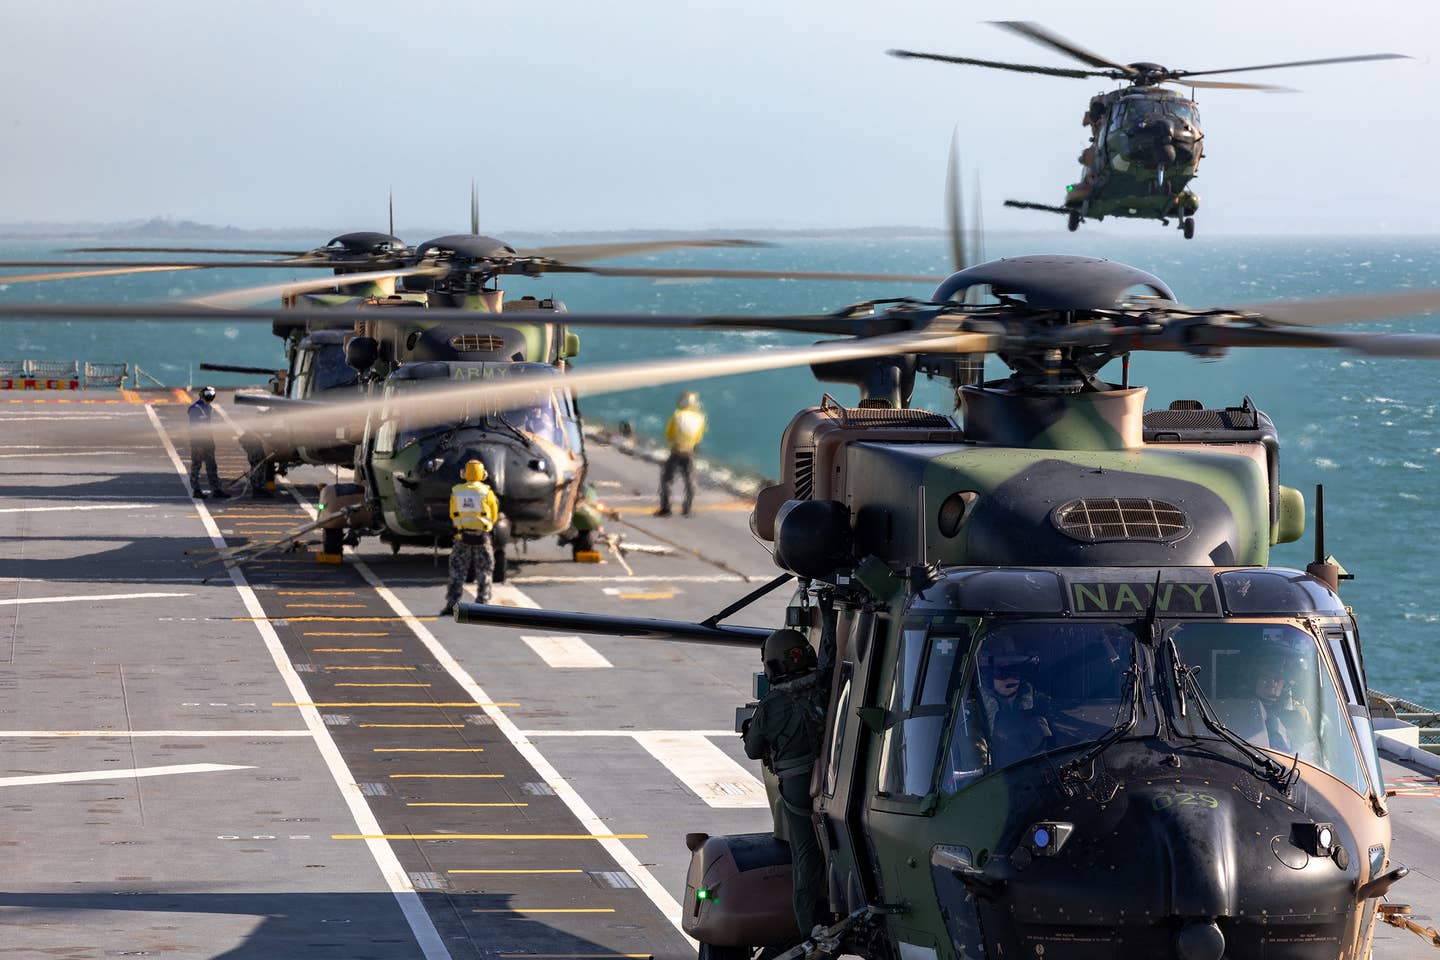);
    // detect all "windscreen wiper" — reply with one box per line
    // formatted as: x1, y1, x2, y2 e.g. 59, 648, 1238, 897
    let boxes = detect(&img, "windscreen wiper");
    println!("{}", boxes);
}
1168, 643, 1295, 788
1059, 644, 1142, 783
